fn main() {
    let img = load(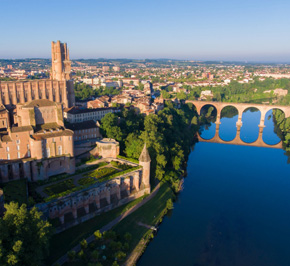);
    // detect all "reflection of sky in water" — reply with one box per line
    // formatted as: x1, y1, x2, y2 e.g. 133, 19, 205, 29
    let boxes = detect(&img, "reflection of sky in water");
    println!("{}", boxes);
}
199, 122, 216, 140
219, 114, 238, 141
240, 109, 260, 143
263, 109, 281, 145
138, 141, 290, 266
200, 109, 281, 145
